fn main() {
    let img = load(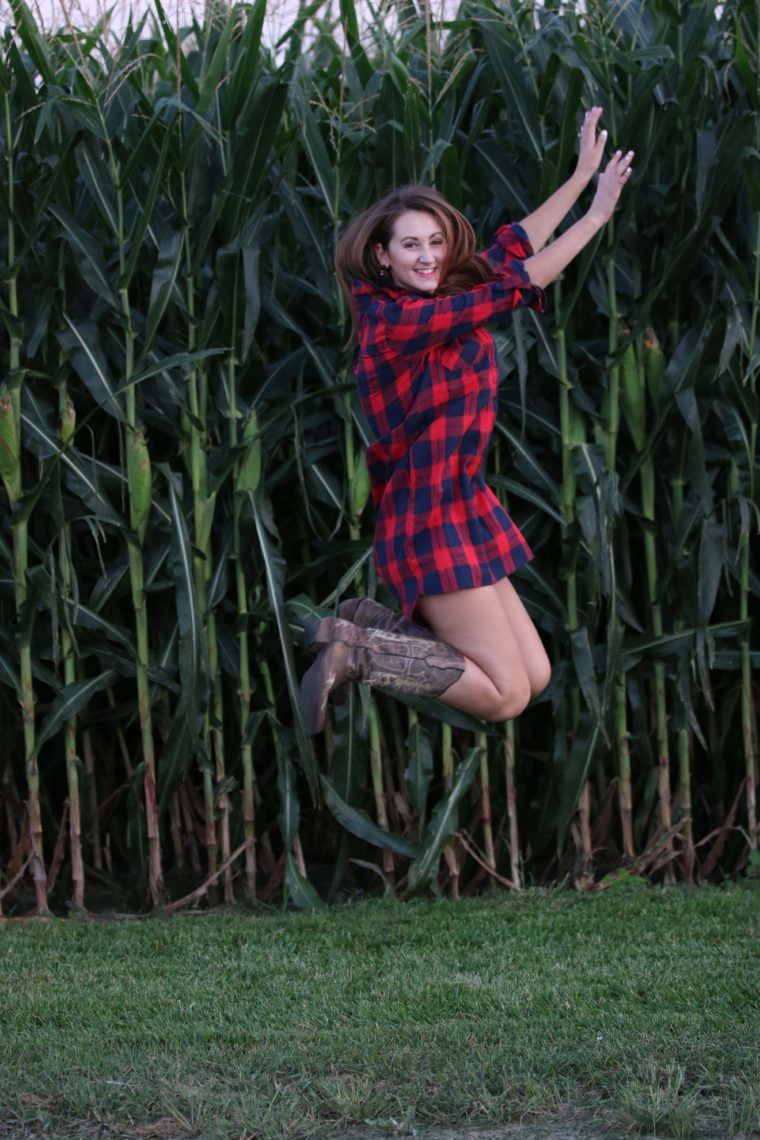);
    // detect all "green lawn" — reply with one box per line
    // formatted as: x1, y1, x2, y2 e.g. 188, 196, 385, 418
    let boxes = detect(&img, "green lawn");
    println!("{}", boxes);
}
1, 887, 759, 1139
